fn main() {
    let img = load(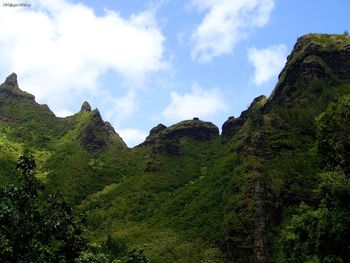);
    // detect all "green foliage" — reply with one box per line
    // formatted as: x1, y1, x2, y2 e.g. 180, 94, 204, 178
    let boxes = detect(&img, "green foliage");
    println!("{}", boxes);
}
0, 150, 86, 262
274, 96, 350, 262
277, 98, 350, 261
280, 203, 320, 263
76, 236, 147, 263
316, 95, 350, 173
124, 248, 148, 263
280, 170, 350, 262
75, 250, 109, 263
80, 138, 230, 262
101, 235, 129, 260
